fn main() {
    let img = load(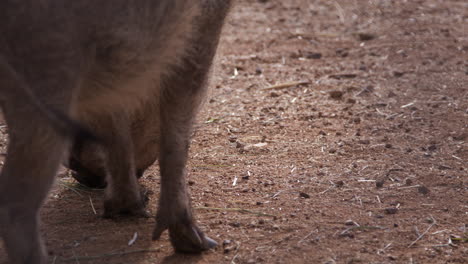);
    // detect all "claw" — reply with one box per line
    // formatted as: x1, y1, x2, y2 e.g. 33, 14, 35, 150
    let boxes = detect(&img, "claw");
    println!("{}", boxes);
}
170, 225, 217, 253
152, 220, 217, 253
204, 236, 218, 249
